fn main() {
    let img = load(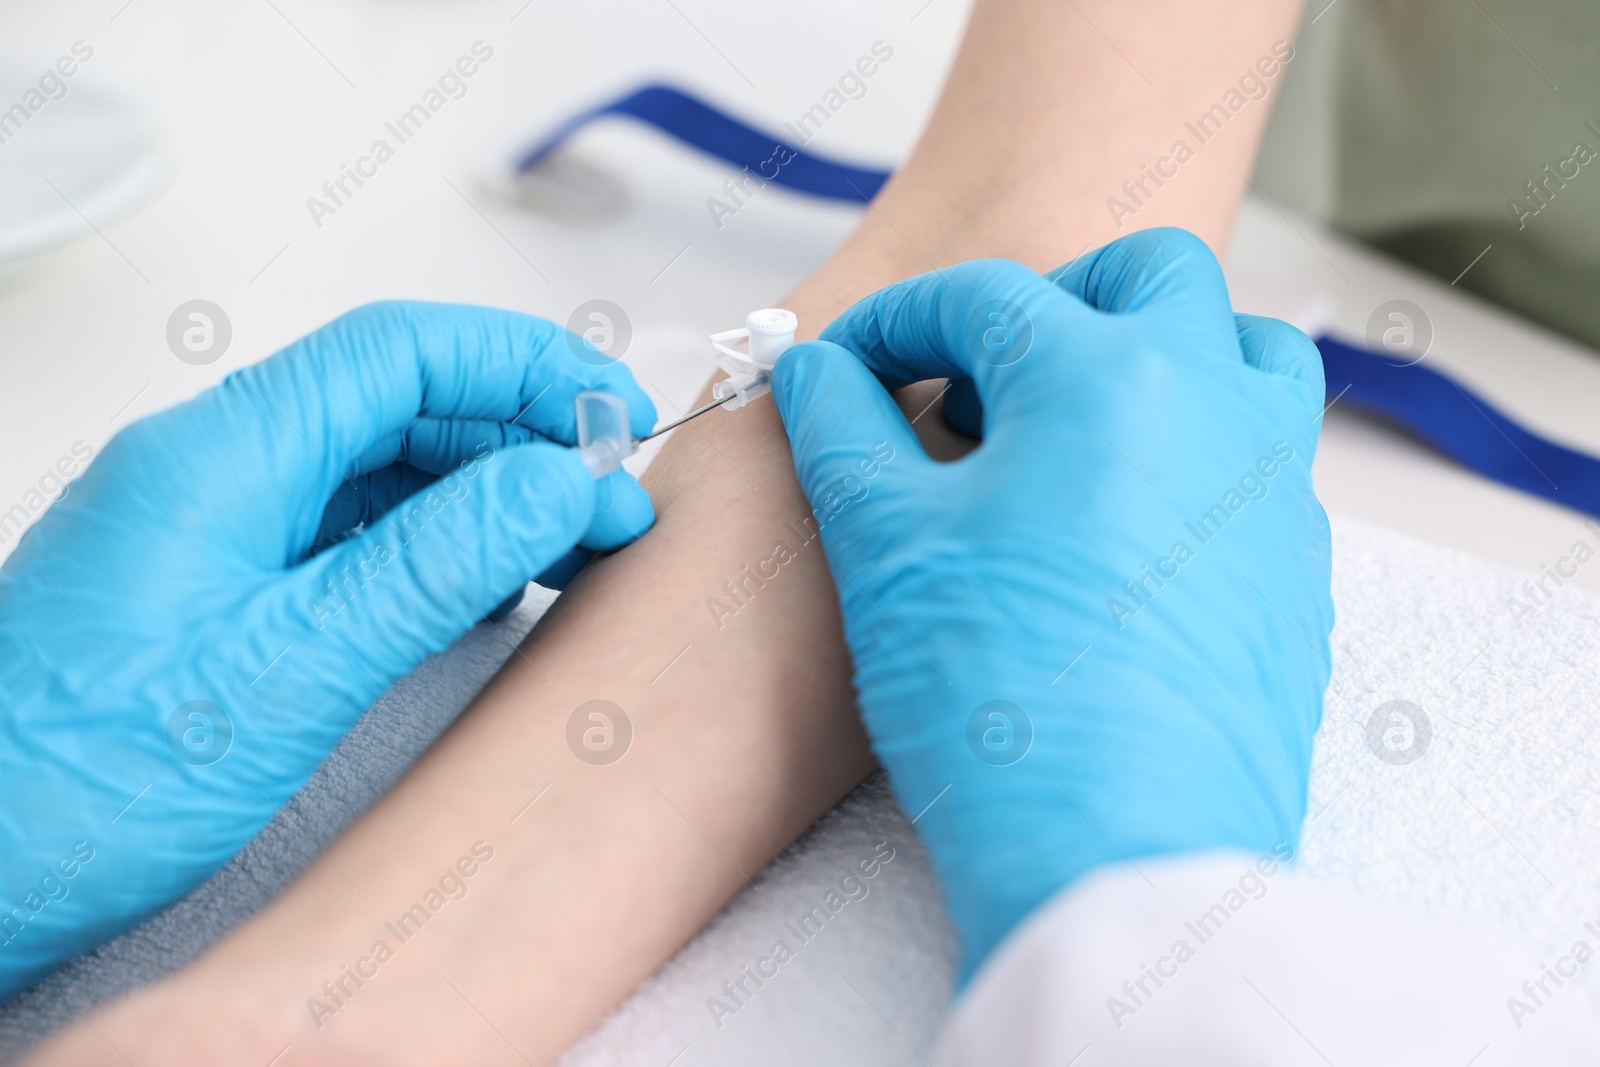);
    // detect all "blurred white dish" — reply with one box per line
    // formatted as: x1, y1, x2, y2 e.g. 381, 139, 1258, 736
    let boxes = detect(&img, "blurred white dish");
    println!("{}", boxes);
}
0, 59, 166, 264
